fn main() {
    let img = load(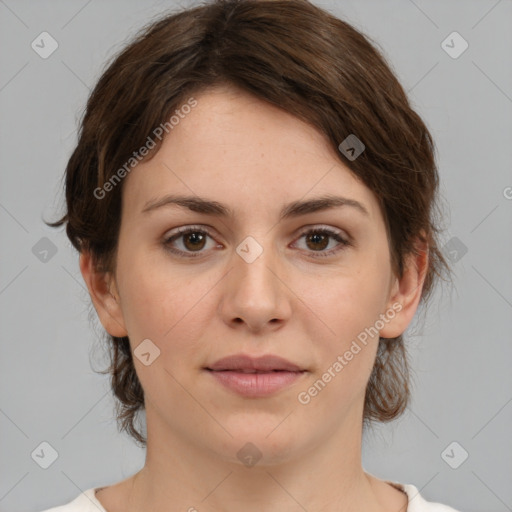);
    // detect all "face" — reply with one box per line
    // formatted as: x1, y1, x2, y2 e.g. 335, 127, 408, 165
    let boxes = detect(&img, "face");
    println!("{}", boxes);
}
83, 85, 424, 465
